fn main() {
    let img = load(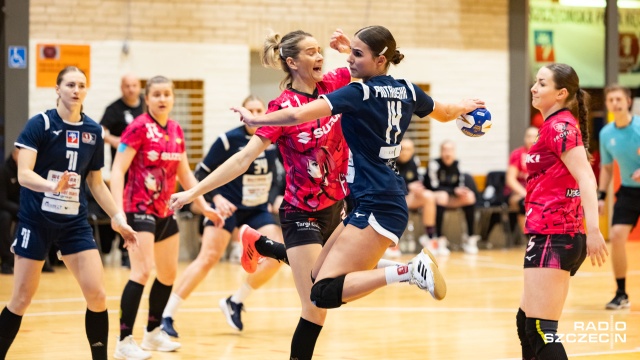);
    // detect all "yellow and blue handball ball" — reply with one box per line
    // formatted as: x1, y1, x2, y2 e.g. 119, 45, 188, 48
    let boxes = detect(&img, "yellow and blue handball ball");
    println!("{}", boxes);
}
456, 108, 492, 137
